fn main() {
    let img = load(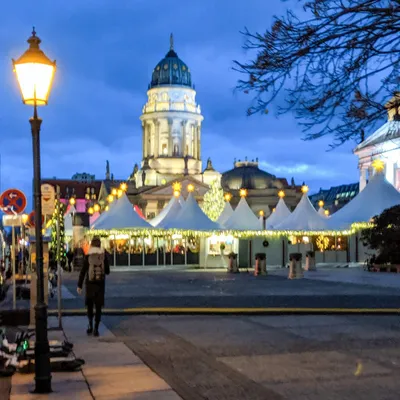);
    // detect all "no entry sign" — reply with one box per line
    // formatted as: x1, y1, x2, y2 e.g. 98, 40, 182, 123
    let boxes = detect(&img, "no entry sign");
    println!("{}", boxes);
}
0, 189, 27, 215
